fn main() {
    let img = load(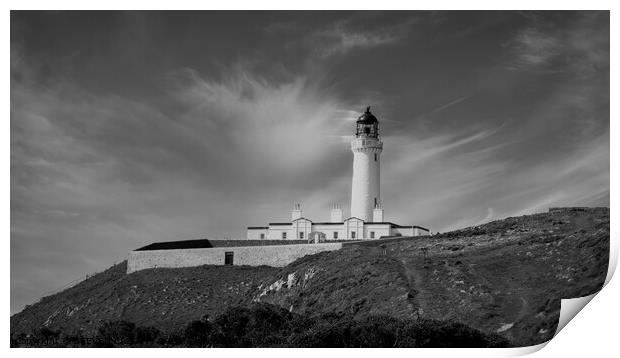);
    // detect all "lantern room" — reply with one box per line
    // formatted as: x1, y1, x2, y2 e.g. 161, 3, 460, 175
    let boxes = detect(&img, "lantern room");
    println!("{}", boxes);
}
355, 106, 379, 138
